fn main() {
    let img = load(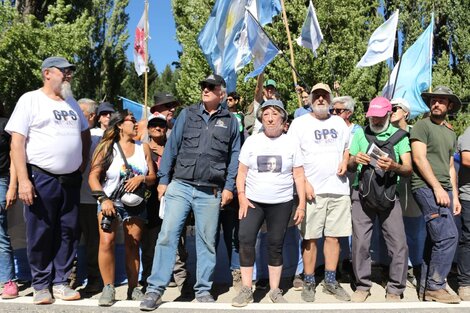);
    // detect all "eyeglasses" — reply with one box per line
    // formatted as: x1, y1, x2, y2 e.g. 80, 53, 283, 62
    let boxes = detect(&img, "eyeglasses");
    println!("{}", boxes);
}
200, 82, 217, 91
99, 112, 112, 117
227, 98, 234, 102
329, 108, 348, 115
54, 67, 74, 77
123, 117, 137, 124
392, 106, 403, 112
